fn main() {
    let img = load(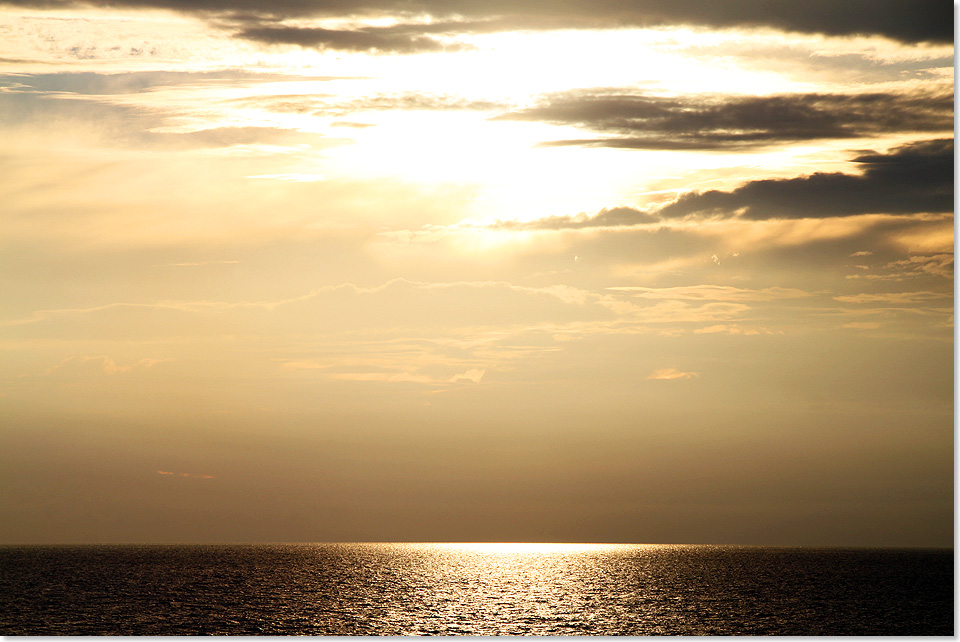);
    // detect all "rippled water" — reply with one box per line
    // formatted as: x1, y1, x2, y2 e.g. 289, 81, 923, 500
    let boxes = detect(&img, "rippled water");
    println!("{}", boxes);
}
0, 543, 952, 635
